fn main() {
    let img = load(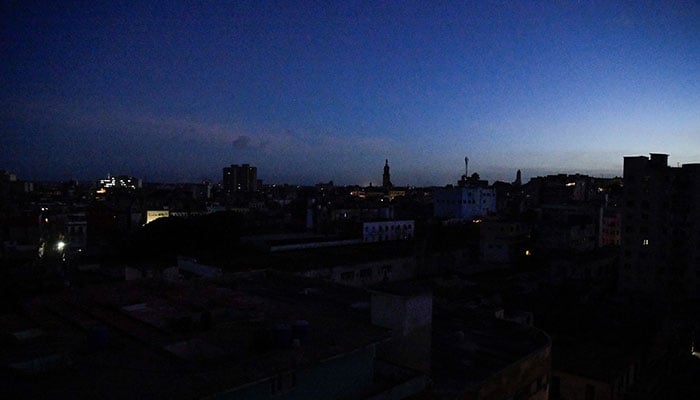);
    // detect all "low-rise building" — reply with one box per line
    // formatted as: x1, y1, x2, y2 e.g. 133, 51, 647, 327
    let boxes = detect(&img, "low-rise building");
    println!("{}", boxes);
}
431, 306, 552, 400
434, 186, 496, 221
363, 220, 415, 243
479, 220, 530, 263
0, 272, 426, 399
